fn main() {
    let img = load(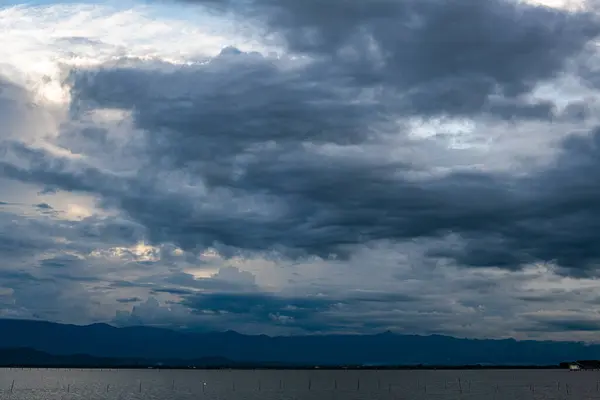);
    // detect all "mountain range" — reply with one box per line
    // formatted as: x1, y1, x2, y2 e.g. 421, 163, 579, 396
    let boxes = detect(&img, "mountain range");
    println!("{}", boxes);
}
0, 347, 235, 368
0, 319, 595, 366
